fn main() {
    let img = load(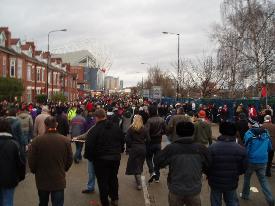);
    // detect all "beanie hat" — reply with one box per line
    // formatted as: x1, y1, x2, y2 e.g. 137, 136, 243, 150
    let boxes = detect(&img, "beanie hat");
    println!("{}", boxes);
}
176, 121, 195, 137
198, 110, 206, 118
219, 121, 237, 136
